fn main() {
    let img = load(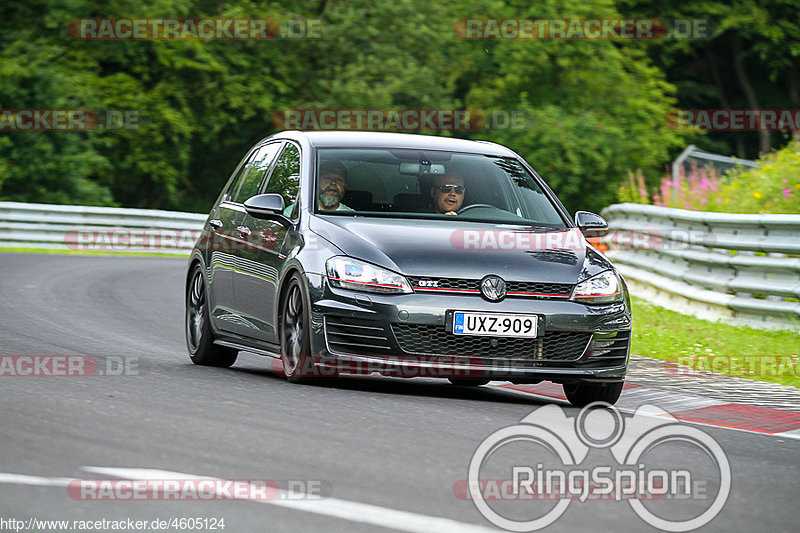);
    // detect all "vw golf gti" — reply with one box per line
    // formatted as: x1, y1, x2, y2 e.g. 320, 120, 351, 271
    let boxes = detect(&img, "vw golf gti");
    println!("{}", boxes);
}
185, 131, 632, 406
